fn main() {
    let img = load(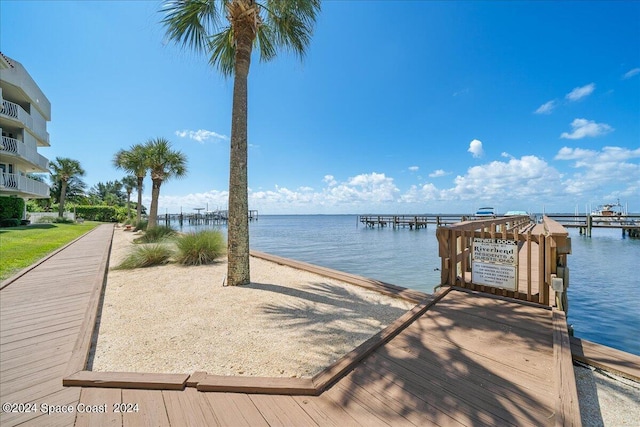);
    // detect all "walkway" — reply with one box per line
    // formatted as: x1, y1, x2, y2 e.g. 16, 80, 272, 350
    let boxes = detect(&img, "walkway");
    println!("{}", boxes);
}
0, 224, 113, 426
0, 223, 602, 426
